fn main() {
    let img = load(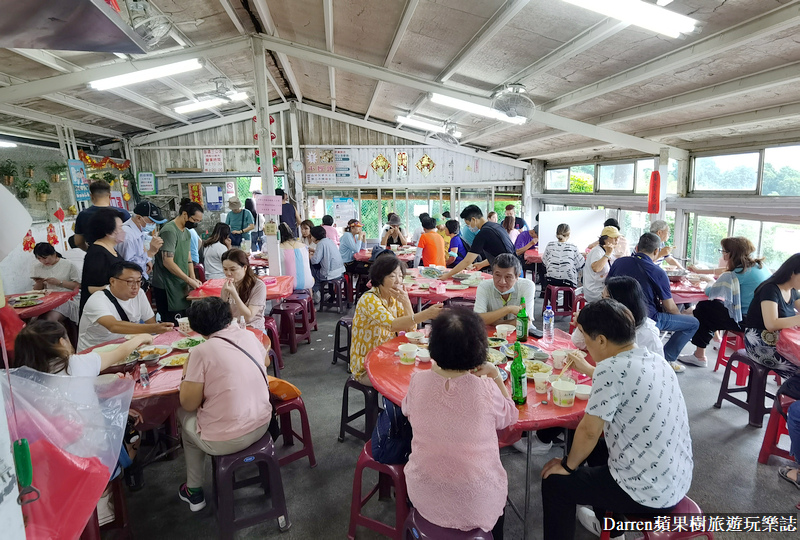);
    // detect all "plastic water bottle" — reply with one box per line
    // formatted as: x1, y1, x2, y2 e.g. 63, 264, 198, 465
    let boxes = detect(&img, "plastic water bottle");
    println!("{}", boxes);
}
543, 302, 555, 345
139, 364, 150, 388
239, 316, 247, 329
